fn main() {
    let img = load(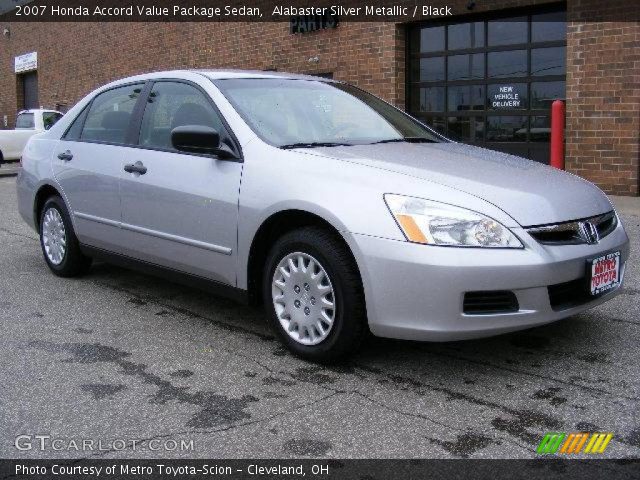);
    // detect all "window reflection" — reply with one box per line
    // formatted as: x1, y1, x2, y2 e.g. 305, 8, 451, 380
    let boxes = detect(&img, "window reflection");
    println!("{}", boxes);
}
448, 85, 485, 111
415, 57, 445, 82
448, 22, 485, 50
447, 116, 484, 142
426, 116, 447, 135
486, 116, 528, 142
531, 81, 565, 109
532, 12, 566, 42
420, 26, 445, 52
488, 50, 527, 78
532, 47, 566, 76
411, 87, 445, 112
448, 53, 485, 81
530, 116, 551, 142
488, 17, 527, 45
